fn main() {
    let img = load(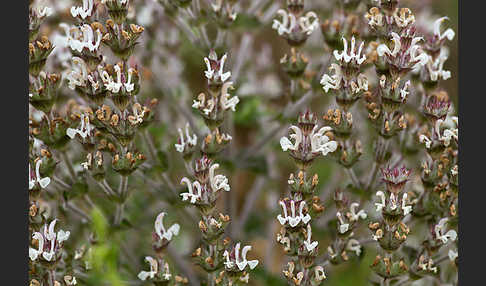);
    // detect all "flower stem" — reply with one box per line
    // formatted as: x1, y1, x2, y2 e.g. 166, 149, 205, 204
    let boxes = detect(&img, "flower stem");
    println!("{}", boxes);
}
115, 203, 125, 226
115, 175, 128, 225
346, 167, 362, 189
